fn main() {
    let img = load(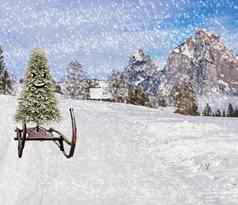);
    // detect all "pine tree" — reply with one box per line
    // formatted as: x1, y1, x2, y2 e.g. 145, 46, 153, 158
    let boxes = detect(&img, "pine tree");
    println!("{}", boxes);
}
202, 103, 212, 116
174, 81, 199, 115
222, 110, 226, 117
0, 47, 5, 76
215, 109, 221, 117
127, 85, 150, 107
65, 60, 89, 99
227, 103, 234, 117
0, 47, 12, 94
158, 97, 167, 107
108, 70, 128, 103
233, 107, 238, 117
15, 48, 60, 124
123, 49, 160, 106
2, 70, 12, 94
